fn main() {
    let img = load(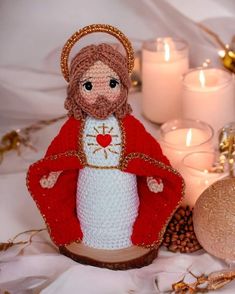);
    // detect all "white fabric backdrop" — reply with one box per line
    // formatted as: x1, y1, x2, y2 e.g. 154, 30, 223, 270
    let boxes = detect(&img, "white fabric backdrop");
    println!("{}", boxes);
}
0, 1, 235, 293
